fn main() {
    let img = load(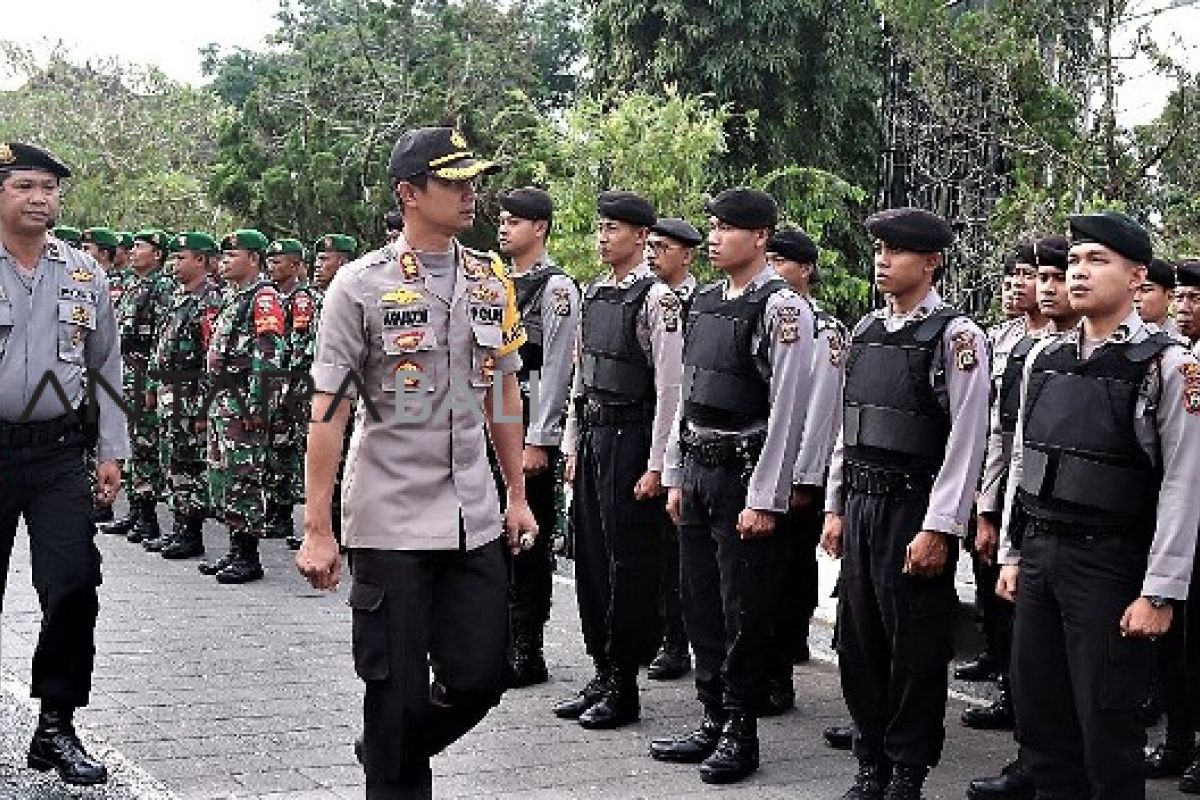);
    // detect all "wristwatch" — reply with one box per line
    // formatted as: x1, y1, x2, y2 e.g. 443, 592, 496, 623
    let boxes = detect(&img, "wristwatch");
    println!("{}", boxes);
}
1145, 595, 1171, 609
